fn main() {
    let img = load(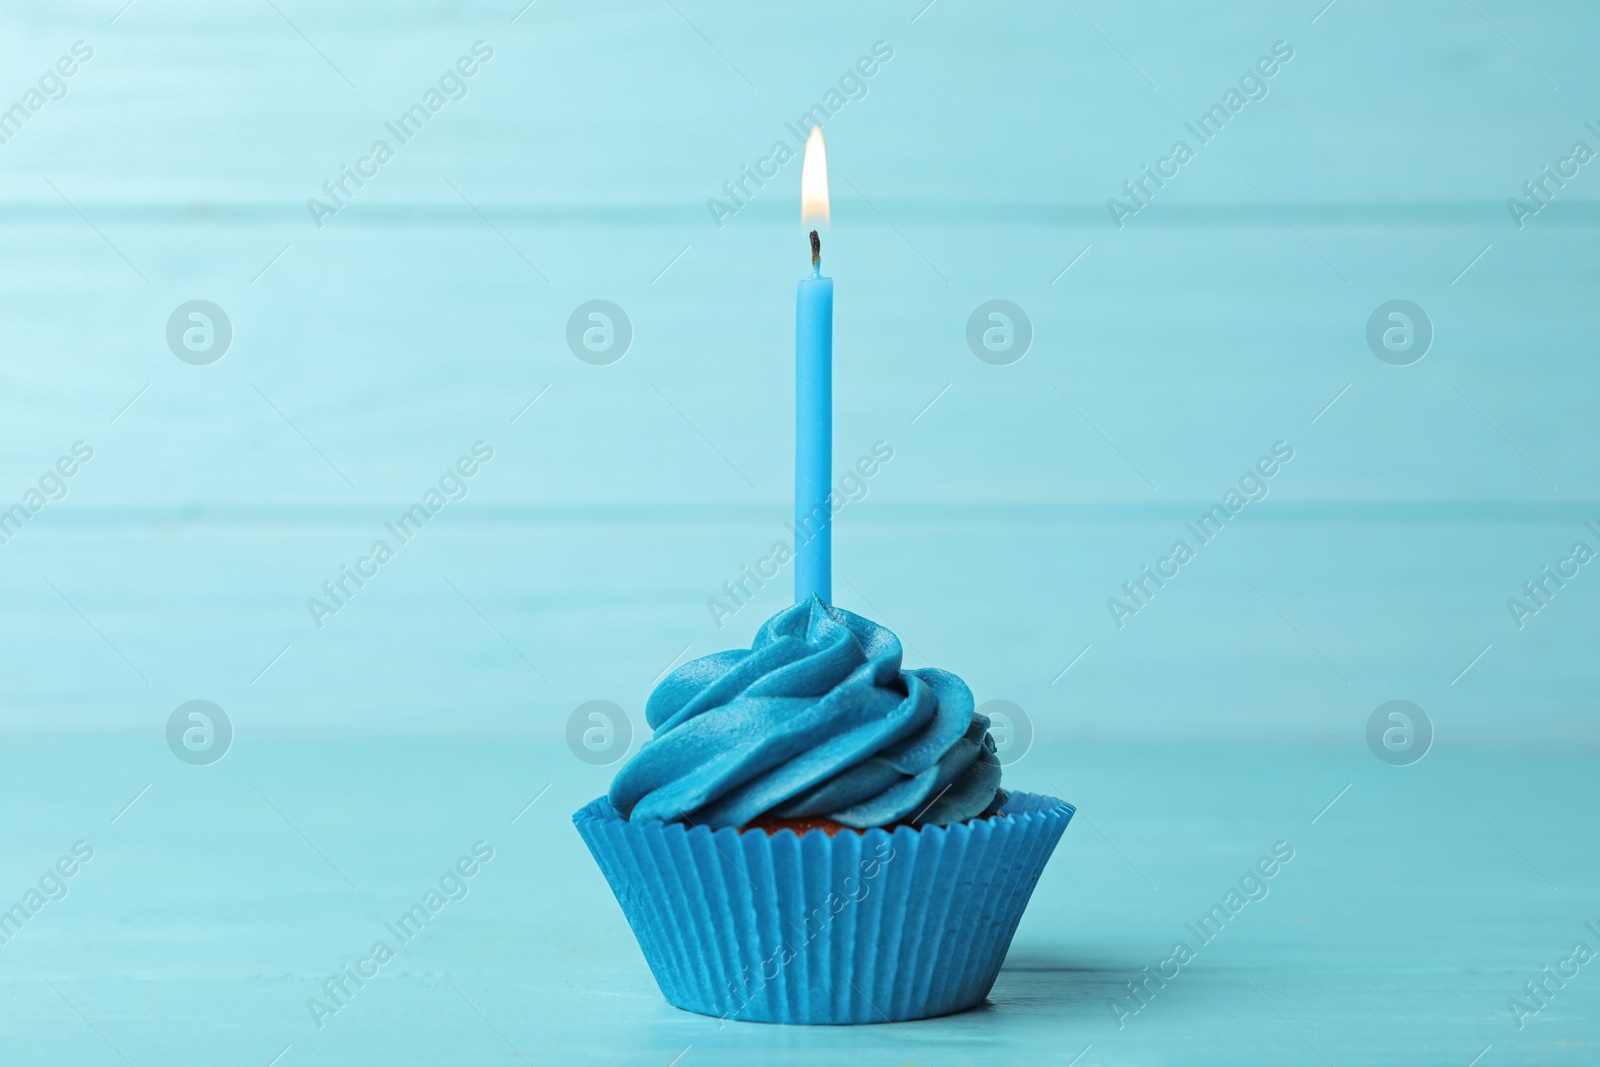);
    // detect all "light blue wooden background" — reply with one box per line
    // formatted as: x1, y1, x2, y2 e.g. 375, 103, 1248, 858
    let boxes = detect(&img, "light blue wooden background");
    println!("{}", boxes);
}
1, 1, 1596, 1064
